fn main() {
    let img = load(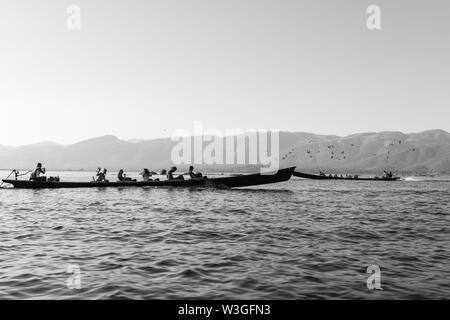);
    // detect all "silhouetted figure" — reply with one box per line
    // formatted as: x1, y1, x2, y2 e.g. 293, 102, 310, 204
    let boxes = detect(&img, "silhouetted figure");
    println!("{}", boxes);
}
140, 168, 152, 181
188, 166, 203, 179
117, 169, 133, 181
96, 168, 108, 182
30, 163, 46, 181
118, 169, 125, 181
167, 167, 184, 180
